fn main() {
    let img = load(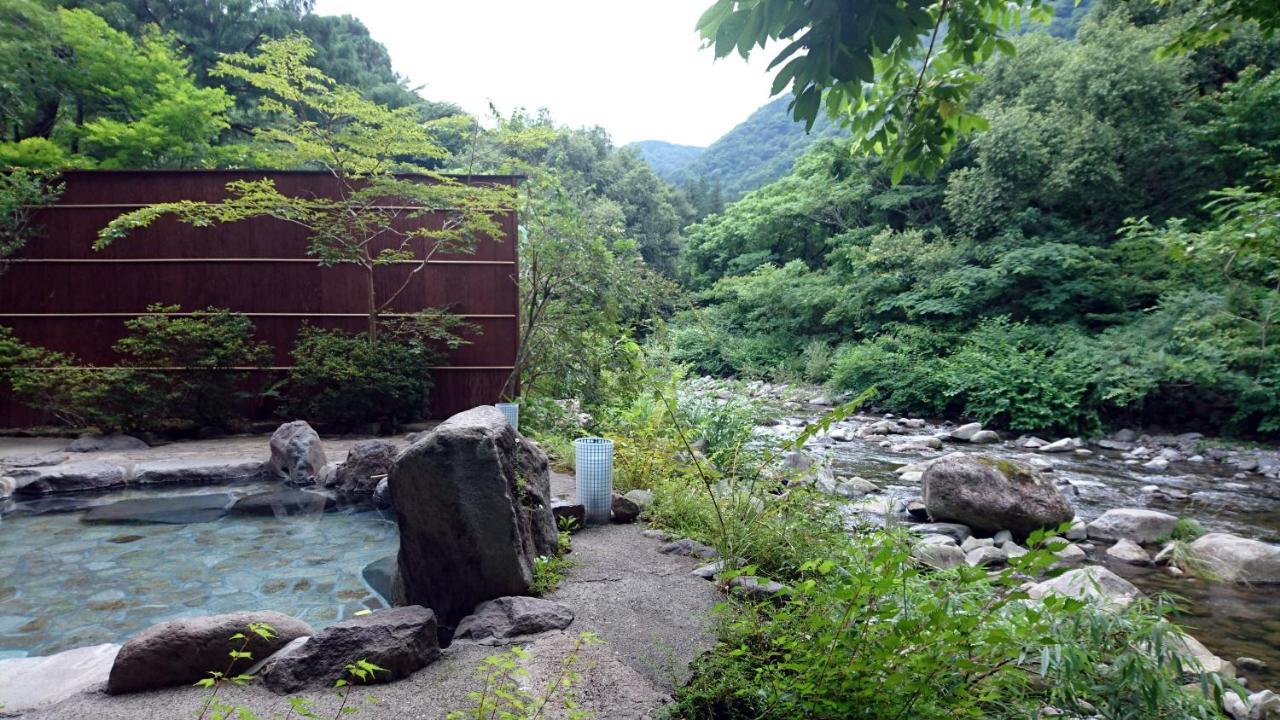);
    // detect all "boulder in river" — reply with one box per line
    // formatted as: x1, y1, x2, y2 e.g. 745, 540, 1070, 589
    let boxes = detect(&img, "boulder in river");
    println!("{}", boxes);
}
1086, 508, 1177, 544
107, 611, 311, 694
913, 542, 967, 570
1026, 566, 1141, 609
949, 422, 983, 441
261, 606, 439, 693
10, 461, 127, 496
968, 430, 1000, 444
390, 406, 557, 631
268, 421, 327, 485
1189, 533, 1280, 584
1105, 538, 1151, 565
922, 455, 1074, 539
908, 522, 973, 543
